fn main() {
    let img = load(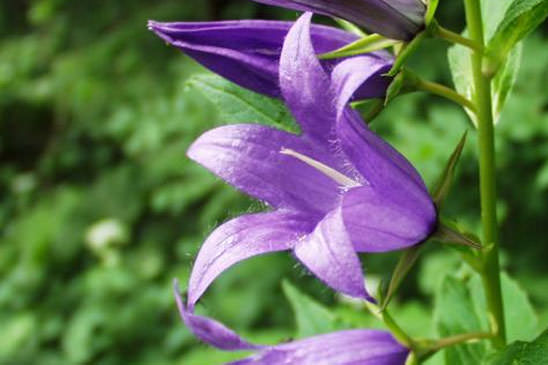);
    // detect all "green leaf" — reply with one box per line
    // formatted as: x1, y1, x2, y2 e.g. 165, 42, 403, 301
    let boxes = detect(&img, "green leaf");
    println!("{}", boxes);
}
481, 0, 514, 42
319, 34, 399, 60
387, 31, 427, 76
488, 0, 548, 63
448, 42, 521, 125
434, 275, 488, 364
381, 246, 422, 310
485, 329, 548, 365
447, 43, 476, 126
431, 132, 468, 208
435, 271, 538, 364
186, 73, 299, 132
282, 280, 338, 338
469, 273, 538, 343
492, 44, 522, 121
